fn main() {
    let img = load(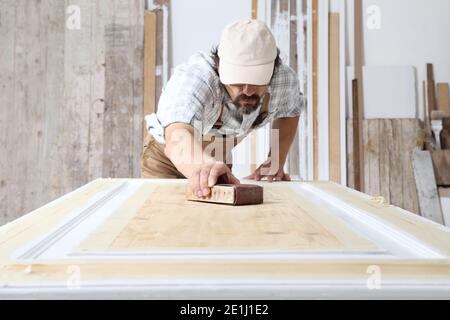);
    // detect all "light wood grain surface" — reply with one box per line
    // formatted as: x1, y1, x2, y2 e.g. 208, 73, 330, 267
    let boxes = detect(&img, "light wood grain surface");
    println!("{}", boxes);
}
79, 183, 378, 252
1, 179, 450, 299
